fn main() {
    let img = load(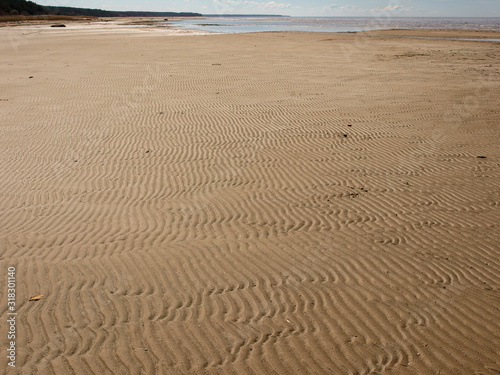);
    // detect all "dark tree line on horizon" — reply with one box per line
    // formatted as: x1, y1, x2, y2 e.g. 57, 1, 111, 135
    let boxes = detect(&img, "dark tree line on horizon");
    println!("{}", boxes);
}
0, 0, 45, 15
0, 0, 202, 17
